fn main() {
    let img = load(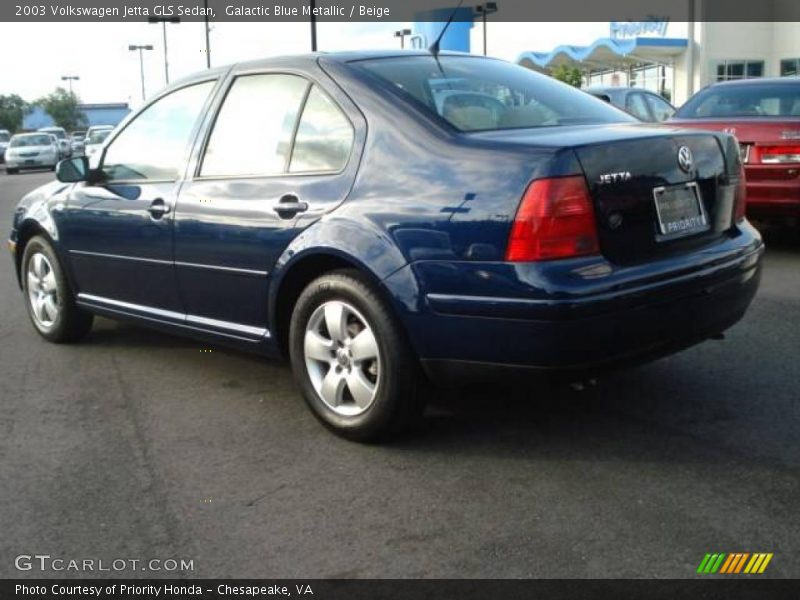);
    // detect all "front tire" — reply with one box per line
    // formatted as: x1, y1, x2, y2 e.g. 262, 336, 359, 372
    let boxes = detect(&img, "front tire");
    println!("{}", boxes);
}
21, 236, 93, 343
6, 167, 17, 175
289, 270, 426, 441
